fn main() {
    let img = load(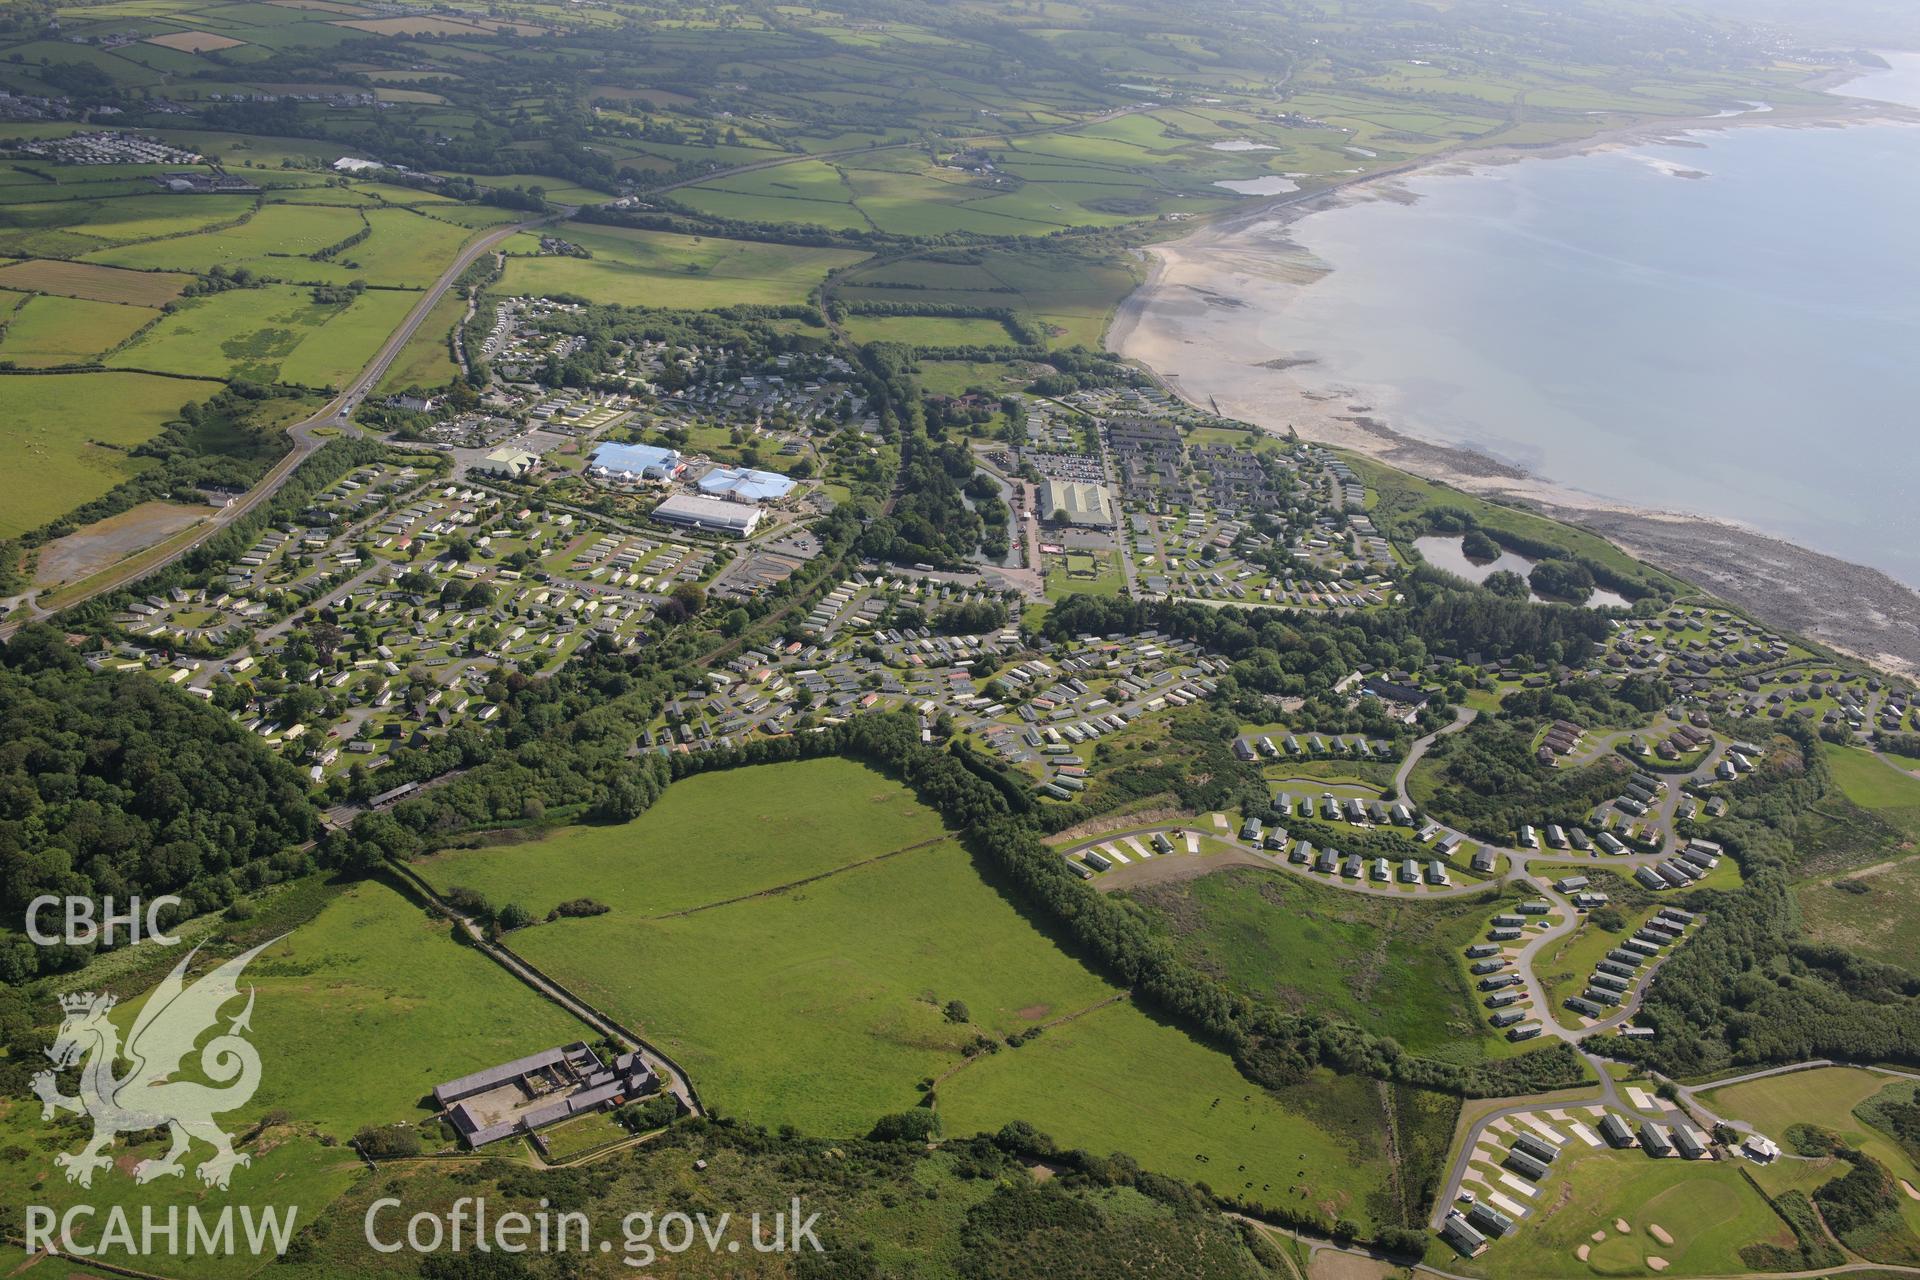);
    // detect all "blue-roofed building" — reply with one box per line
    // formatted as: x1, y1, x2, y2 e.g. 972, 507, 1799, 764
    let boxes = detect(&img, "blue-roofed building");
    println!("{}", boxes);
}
697, 465, 795, 503
590, 441, 683, 481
